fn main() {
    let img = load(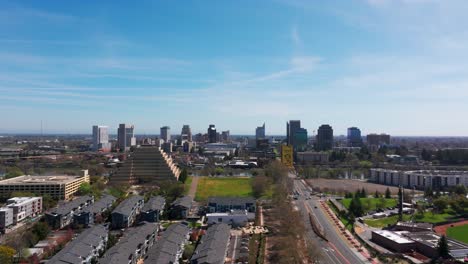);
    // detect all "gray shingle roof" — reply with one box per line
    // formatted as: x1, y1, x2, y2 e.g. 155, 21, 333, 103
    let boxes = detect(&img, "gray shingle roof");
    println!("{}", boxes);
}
112, 195, 144, 216
84, 194, 116, 214
47, 225, 108, 264
142, 196, 166, 212
145, 223, 191, 264
99, 222, 158, 264
171, 196, 192, 209
49, 195, 94, 216
191, 223, 230, 264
